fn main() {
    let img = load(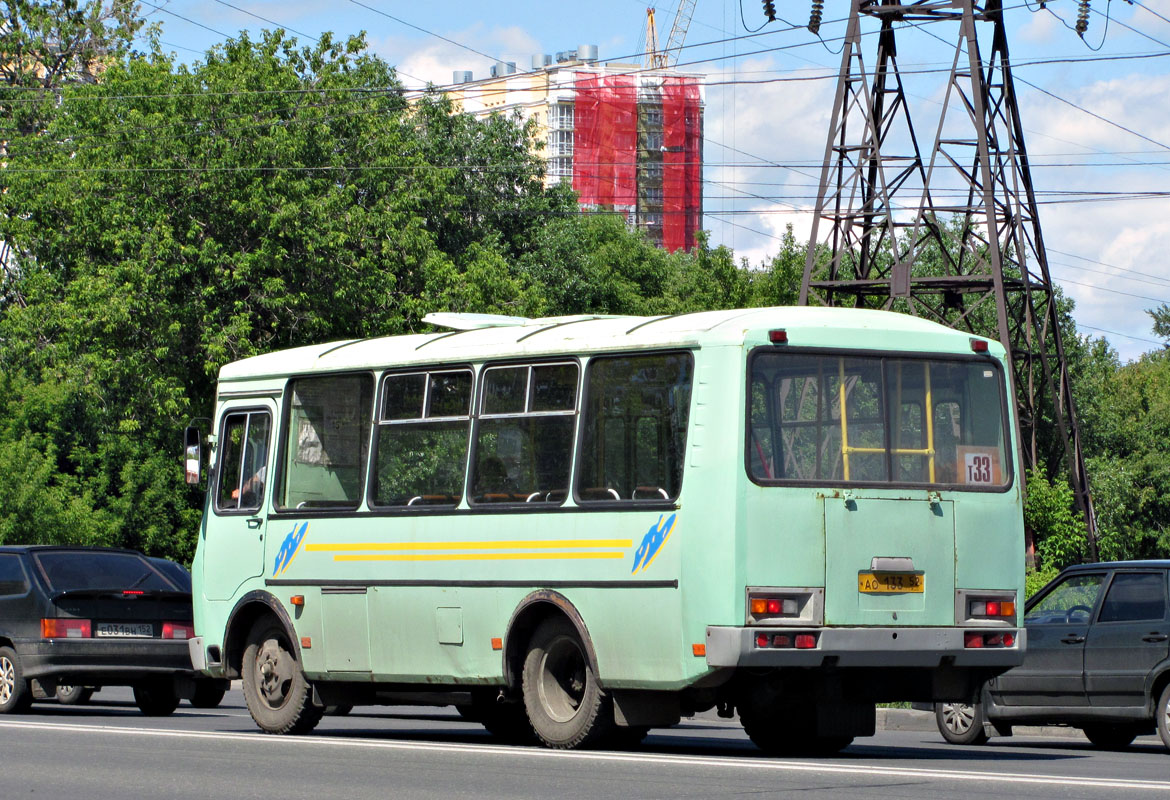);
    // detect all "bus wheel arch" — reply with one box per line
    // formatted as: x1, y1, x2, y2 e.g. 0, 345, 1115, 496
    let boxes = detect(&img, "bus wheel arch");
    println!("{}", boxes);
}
224, 591, 299, 680
503, 591, 600, 694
